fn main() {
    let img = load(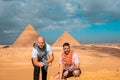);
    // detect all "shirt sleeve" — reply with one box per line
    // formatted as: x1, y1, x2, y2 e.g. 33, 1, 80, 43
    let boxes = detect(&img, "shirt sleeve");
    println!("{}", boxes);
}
46, 43, 53, 55
73, 53, 80, 64
32, 48, 38, 58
